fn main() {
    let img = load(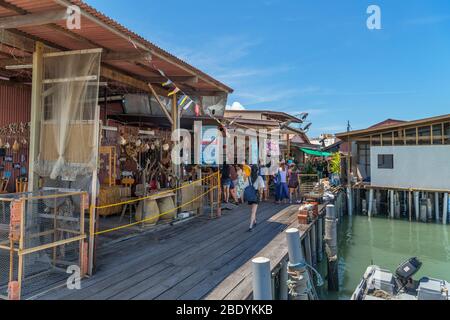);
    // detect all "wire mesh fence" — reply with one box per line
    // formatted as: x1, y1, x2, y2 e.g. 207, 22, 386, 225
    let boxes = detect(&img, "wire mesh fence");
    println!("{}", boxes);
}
0, 190, 88, 300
